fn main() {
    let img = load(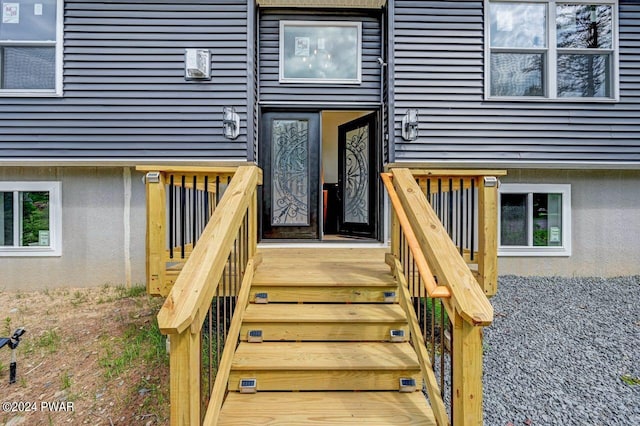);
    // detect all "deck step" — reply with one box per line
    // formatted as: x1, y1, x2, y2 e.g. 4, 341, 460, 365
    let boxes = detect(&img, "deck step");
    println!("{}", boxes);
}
249, 284, 398, 303
240, 304, 408, 341
228, 342, 421, 391
217, 392, 437, 425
